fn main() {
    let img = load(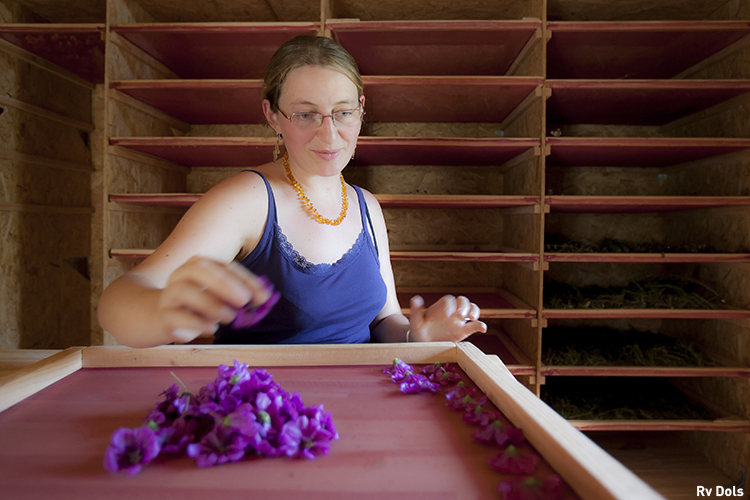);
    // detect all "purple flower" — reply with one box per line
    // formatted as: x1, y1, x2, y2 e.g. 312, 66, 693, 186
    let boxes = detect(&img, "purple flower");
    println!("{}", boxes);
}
301, 404, 339, 441
490, 445, 540, 474
231, 276, 281, 329
447, 394, 486, 412
278, 414, 338, 460
474, 419, 525, 447
186, 424, 250, 467
217, 360, 252, 386
383, 358, 416, 382
103, 427, 161, 476
462, 405, 499, 426
162, 410, 215, 454
422, 362, 462, 385
498, 476, 562, 500
444, 382, 475, 402
399, 372, 440, 393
